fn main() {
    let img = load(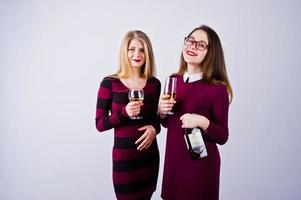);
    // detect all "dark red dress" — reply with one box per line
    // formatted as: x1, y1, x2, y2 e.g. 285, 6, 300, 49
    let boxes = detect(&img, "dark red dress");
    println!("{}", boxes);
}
95, 76, 161, 200
161, 74, 229, 200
